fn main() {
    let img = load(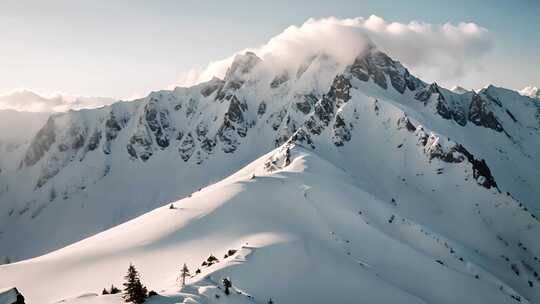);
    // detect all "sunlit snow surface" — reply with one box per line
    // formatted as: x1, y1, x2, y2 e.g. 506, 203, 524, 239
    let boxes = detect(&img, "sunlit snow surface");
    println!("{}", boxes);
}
1, 143, 539, 303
